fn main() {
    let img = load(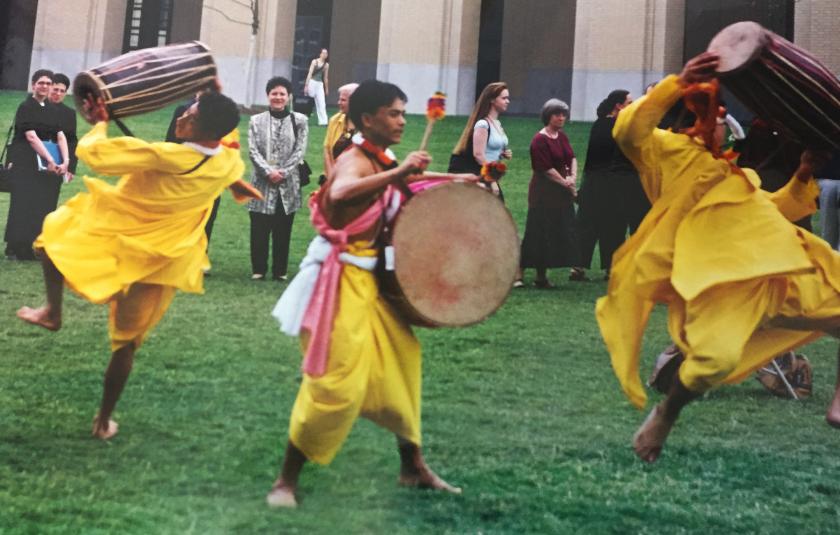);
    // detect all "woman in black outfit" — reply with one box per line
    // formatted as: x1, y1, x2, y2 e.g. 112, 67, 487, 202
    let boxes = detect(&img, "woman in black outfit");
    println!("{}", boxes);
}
4, 69, 68, 260
575, 89, 650, 279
